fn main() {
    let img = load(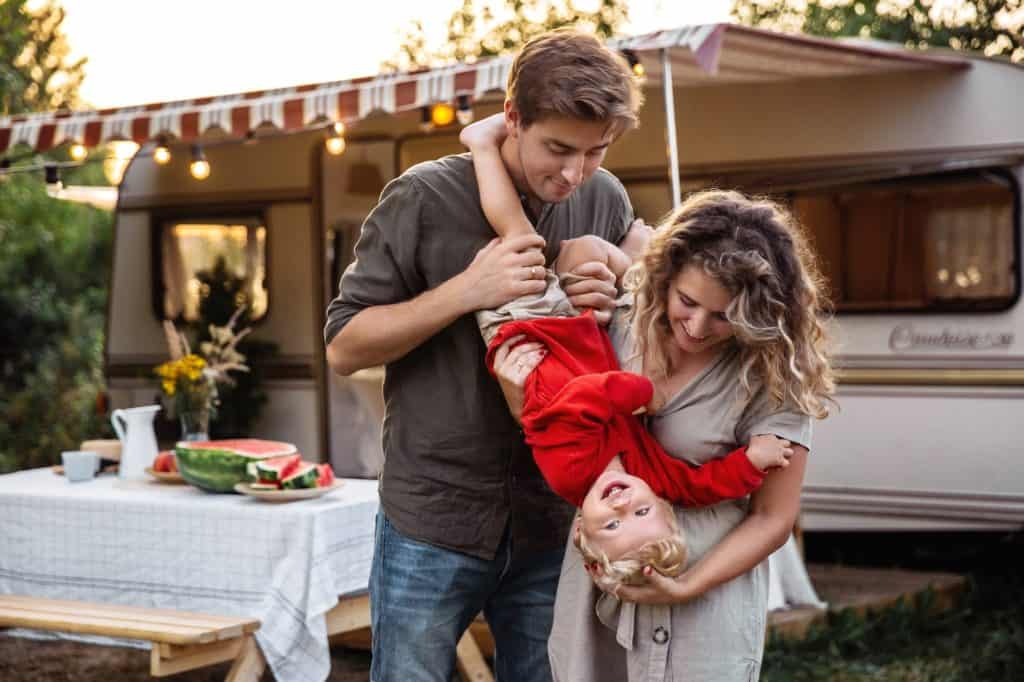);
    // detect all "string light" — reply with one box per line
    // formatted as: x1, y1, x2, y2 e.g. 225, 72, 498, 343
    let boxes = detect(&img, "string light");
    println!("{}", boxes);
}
621, 49, 645, 79
189, 144, 210, 180
44, 164, 62, 197
324, 121, 346, 156
431, 102, 455, 127
153, 136, 172, 165
102, 139, 140, 185
69, 142, 87, 162
456, 94, 473, 125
